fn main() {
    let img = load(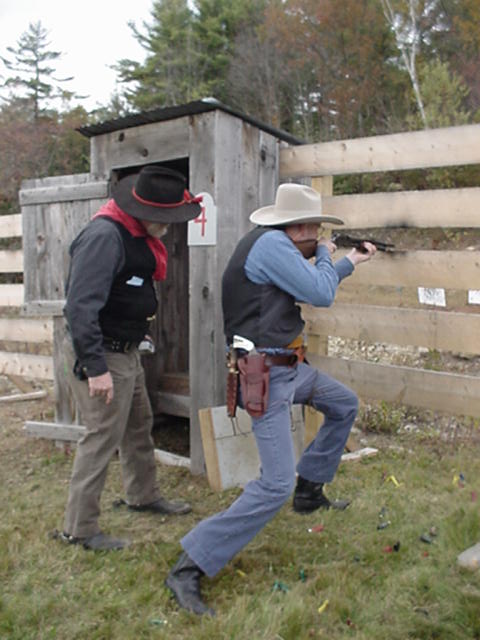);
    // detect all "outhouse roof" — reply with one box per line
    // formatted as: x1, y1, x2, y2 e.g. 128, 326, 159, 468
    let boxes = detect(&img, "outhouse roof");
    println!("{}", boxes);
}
77, 98, 303, 146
